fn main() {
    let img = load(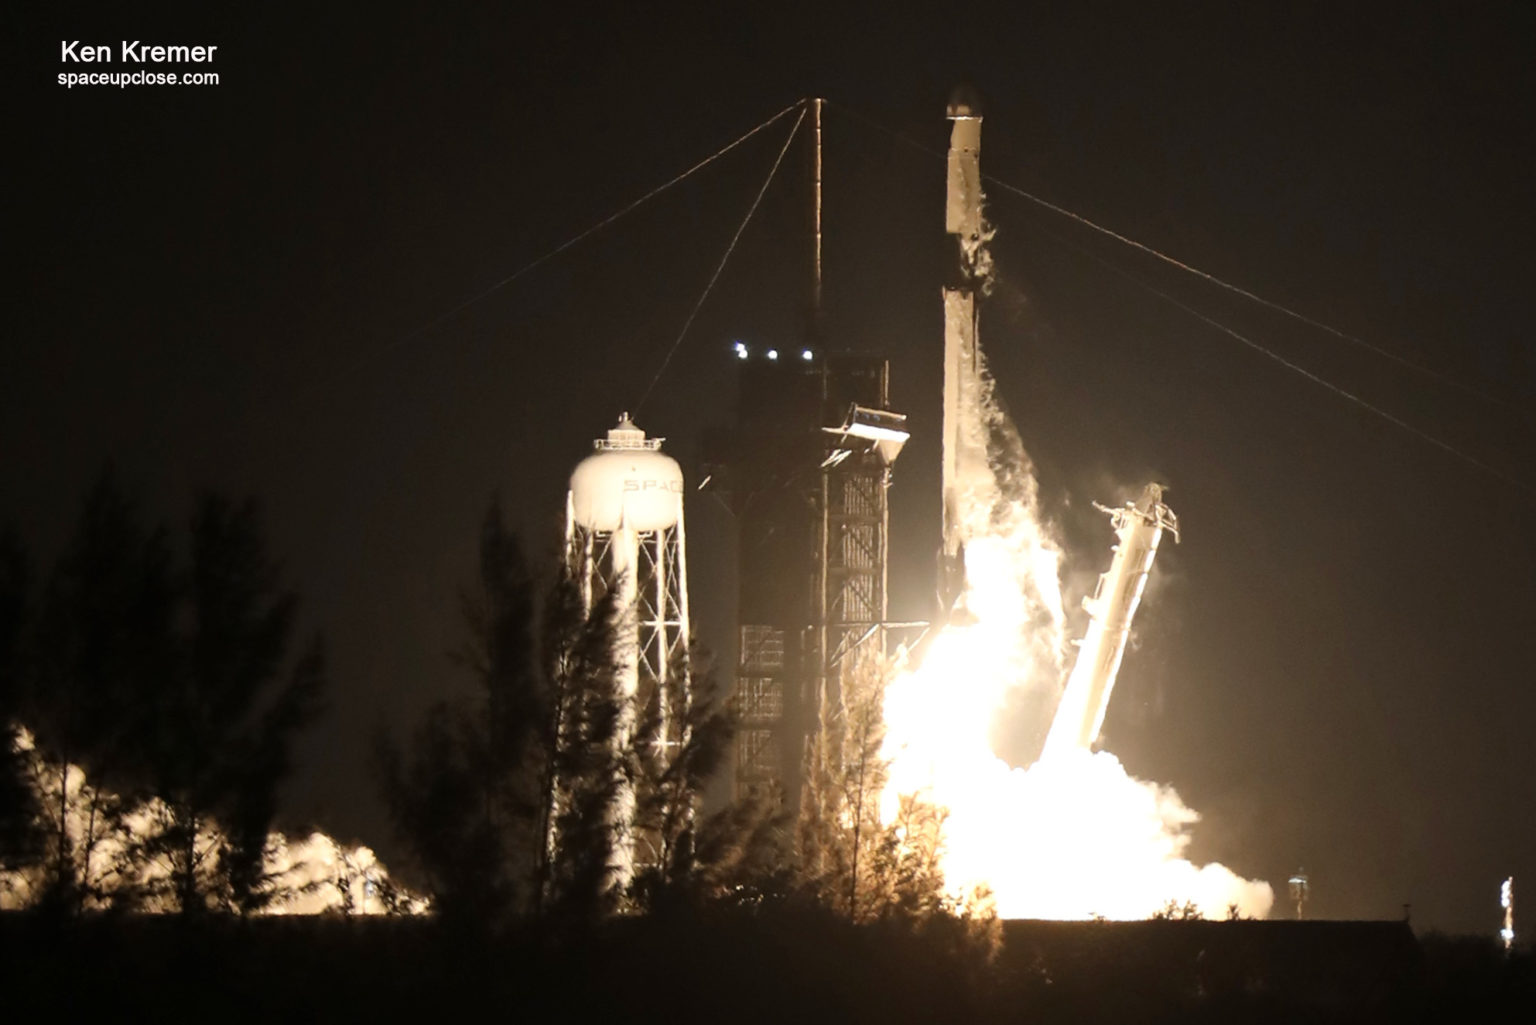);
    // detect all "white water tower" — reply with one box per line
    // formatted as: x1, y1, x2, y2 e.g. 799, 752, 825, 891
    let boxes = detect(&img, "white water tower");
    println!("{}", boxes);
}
565, 413, 691, 886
